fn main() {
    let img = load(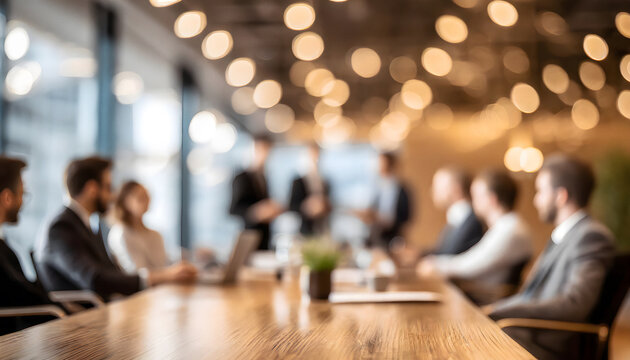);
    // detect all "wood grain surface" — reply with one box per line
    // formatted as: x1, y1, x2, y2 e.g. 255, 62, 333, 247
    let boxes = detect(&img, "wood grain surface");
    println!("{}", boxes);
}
0, 271, 533, 359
